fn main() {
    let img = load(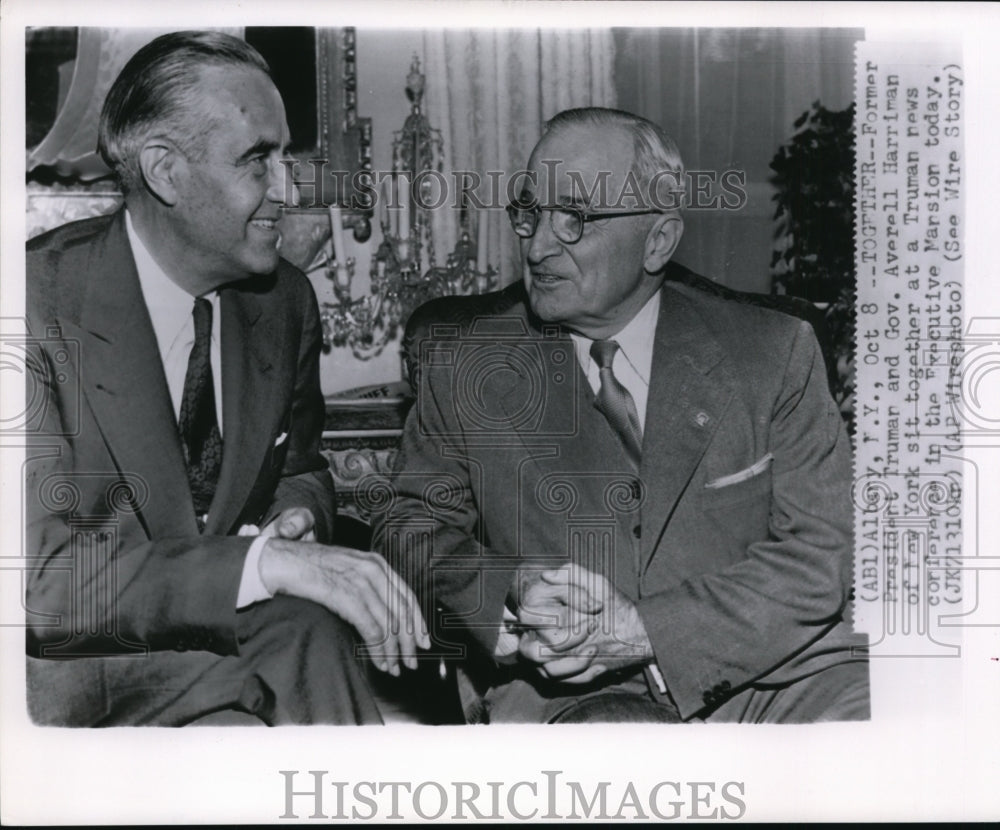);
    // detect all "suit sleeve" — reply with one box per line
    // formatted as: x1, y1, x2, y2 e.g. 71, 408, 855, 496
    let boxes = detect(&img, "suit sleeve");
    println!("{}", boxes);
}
635, 321, 855, 719
371, 326, 514, 661
24, 345, 250, 656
